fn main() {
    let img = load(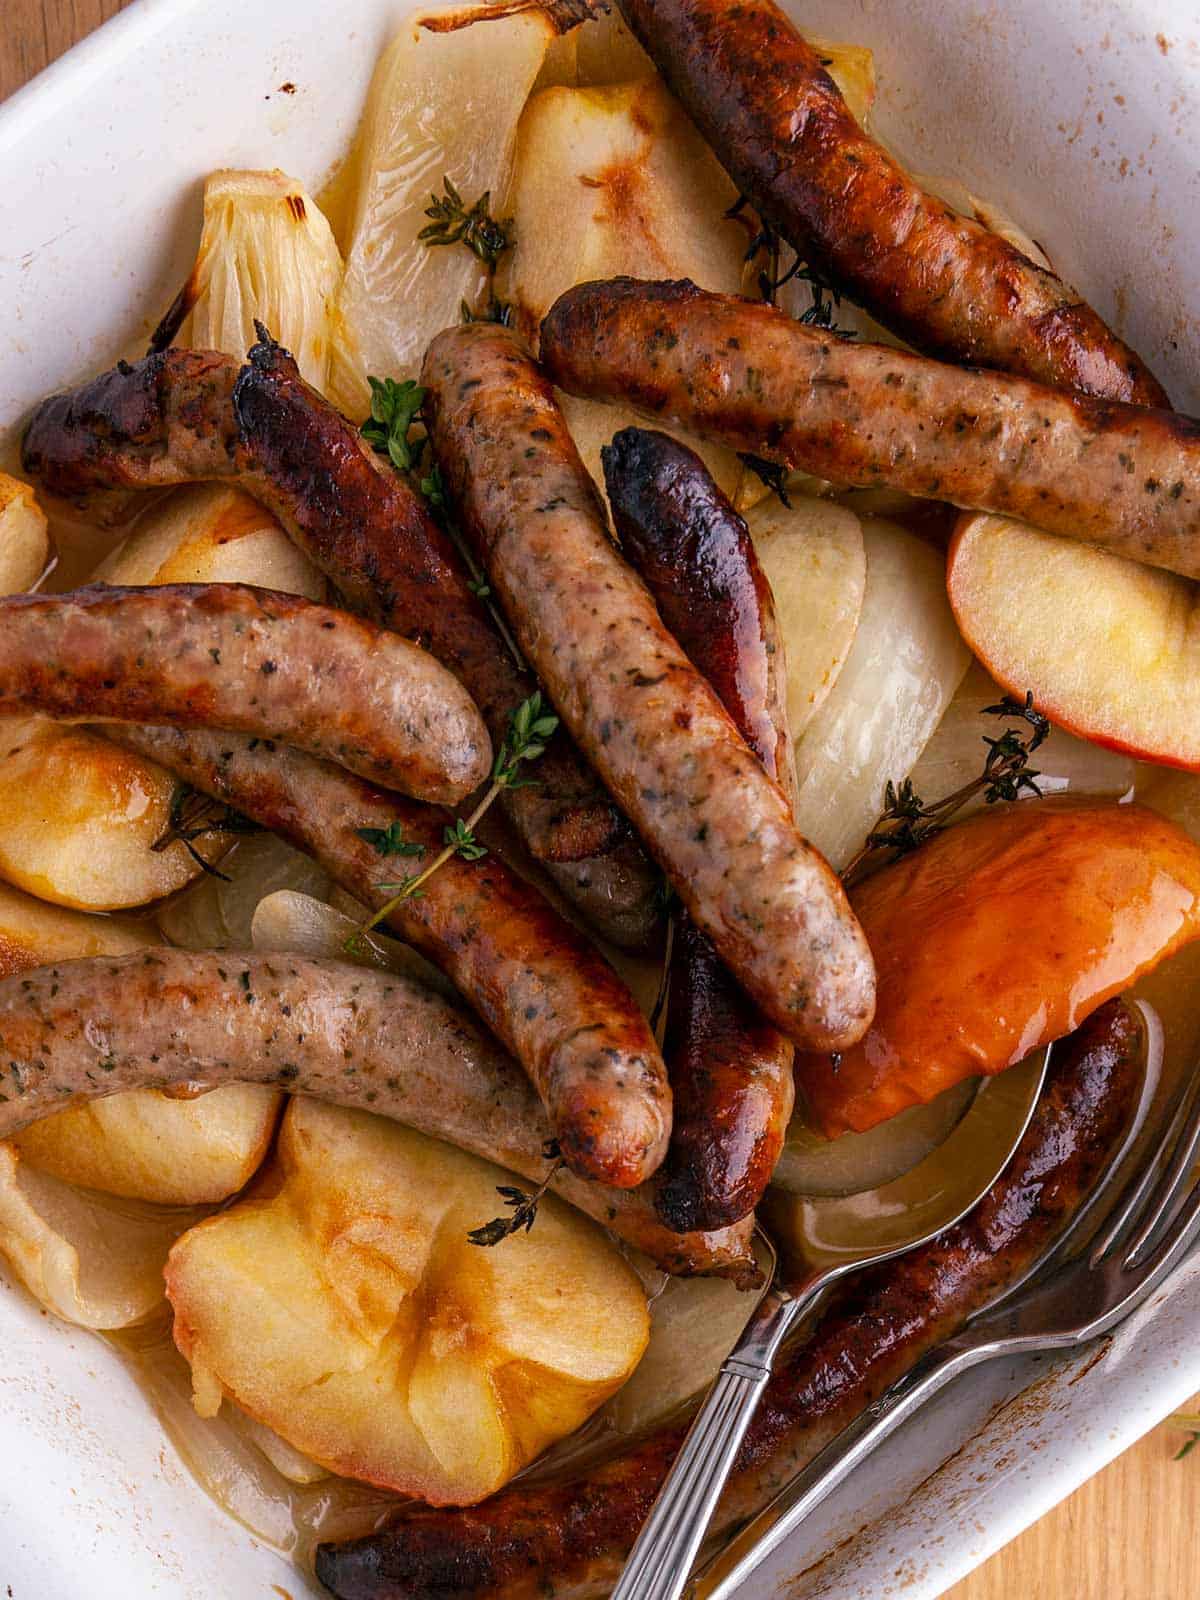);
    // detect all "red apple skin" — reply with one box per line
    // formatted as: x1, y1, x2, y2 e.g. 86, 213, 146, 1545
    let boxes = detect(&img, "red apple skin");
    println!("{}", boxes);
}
946, 511, 1200, 772
796, 796, 1200, 1137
